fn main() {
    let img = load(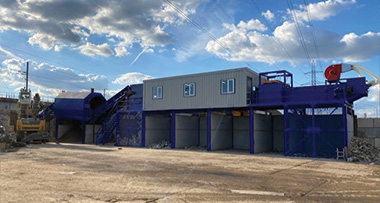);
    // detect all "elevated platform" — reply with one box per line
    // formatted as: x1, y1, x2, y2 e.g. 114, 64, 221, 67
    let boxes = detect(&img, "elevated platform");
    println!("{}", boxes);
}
248, 70, 369, 158
54, 91, 106, 121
